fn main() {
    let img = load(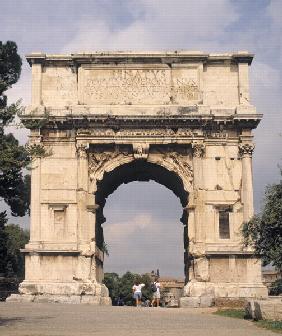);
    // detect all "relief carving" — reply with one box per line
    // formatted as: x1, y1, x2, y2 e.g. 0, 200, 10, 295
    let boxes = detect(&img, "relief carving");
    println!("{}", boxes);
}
88, 146, 130, 181
192, 143, 205, 158
133, 143, 149, 160
88, 144, 193, 191
164, 152, 193, 182
77, 128, 194, 138
238, 143, 255, 157
152, 146, 193, 187
76, 143, 88, 159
